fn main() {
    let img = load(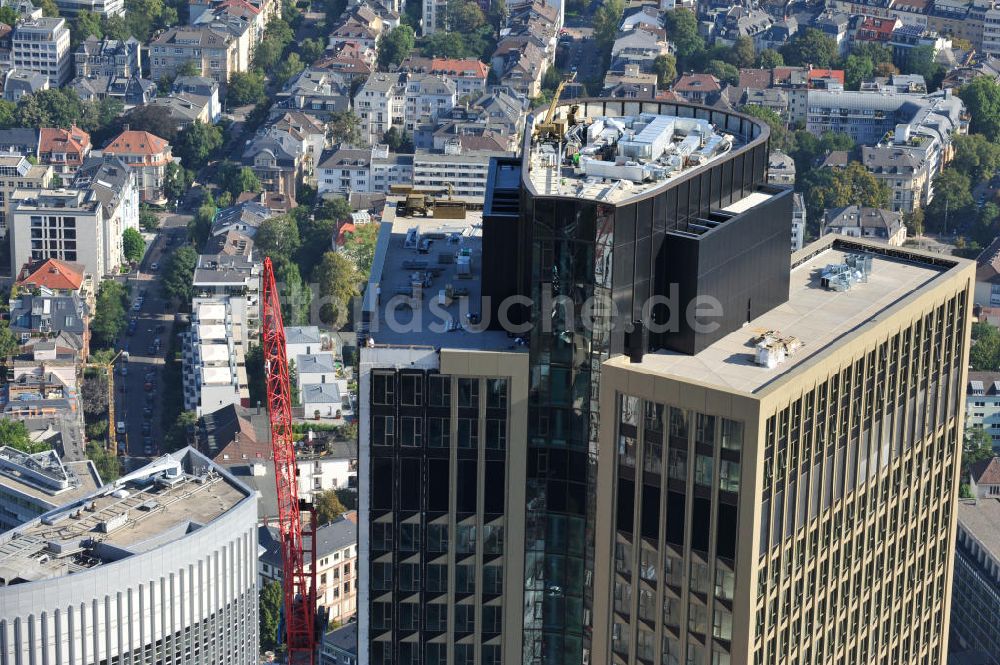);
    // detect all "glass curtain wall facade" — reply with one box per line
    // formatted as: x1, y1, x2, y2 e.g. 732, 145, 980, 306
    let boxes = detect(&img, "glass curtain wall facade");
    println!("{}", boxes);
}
518, 100, 779, 664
